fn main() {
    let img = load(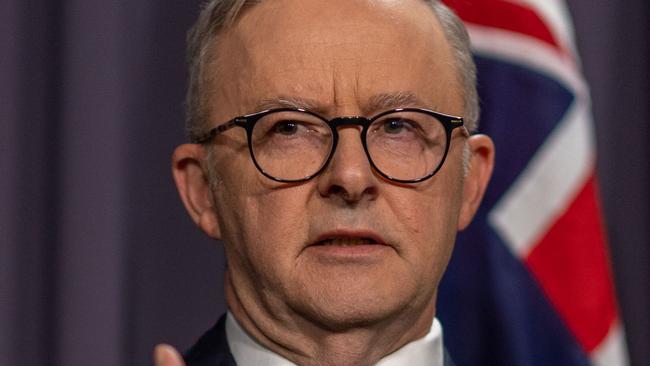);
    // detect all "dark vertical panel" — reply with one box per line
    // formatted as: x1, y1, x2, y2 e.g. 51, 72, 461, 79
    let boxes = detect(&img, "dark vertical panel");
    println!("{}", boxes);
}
53, 0, 129, 365
0, 0, 21, 364
1, 1, 64, 365
567, 0, 650, 365
120, 1, 226, 364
